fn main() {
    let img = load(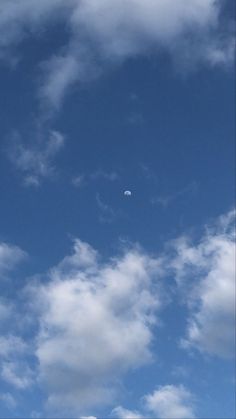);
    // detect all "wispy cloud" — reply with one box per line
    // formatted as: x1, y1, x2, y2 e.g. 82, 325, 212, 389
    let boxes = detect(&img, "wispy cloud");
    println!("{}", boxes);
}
0, 1, 234, 109
96, 193, 118, 224
8, 130, 65, 186
39, 50, 100, 111
151, 182, 199, 208
72, 170, 119, 188
71, 174, 86, 188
